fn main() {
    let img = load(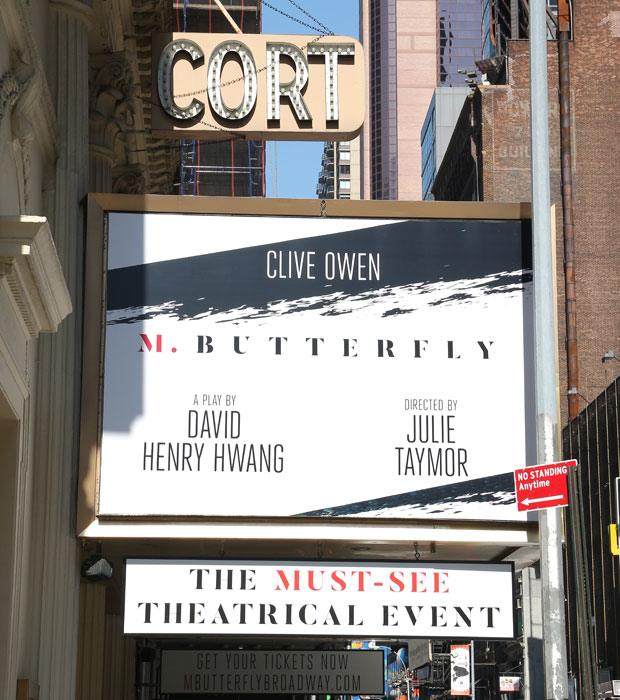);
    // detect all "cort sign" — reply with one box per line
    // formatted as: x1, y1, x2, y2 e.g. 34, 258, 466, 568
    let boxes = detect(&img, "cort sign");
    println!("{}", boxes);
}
152, 33, 365, 140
